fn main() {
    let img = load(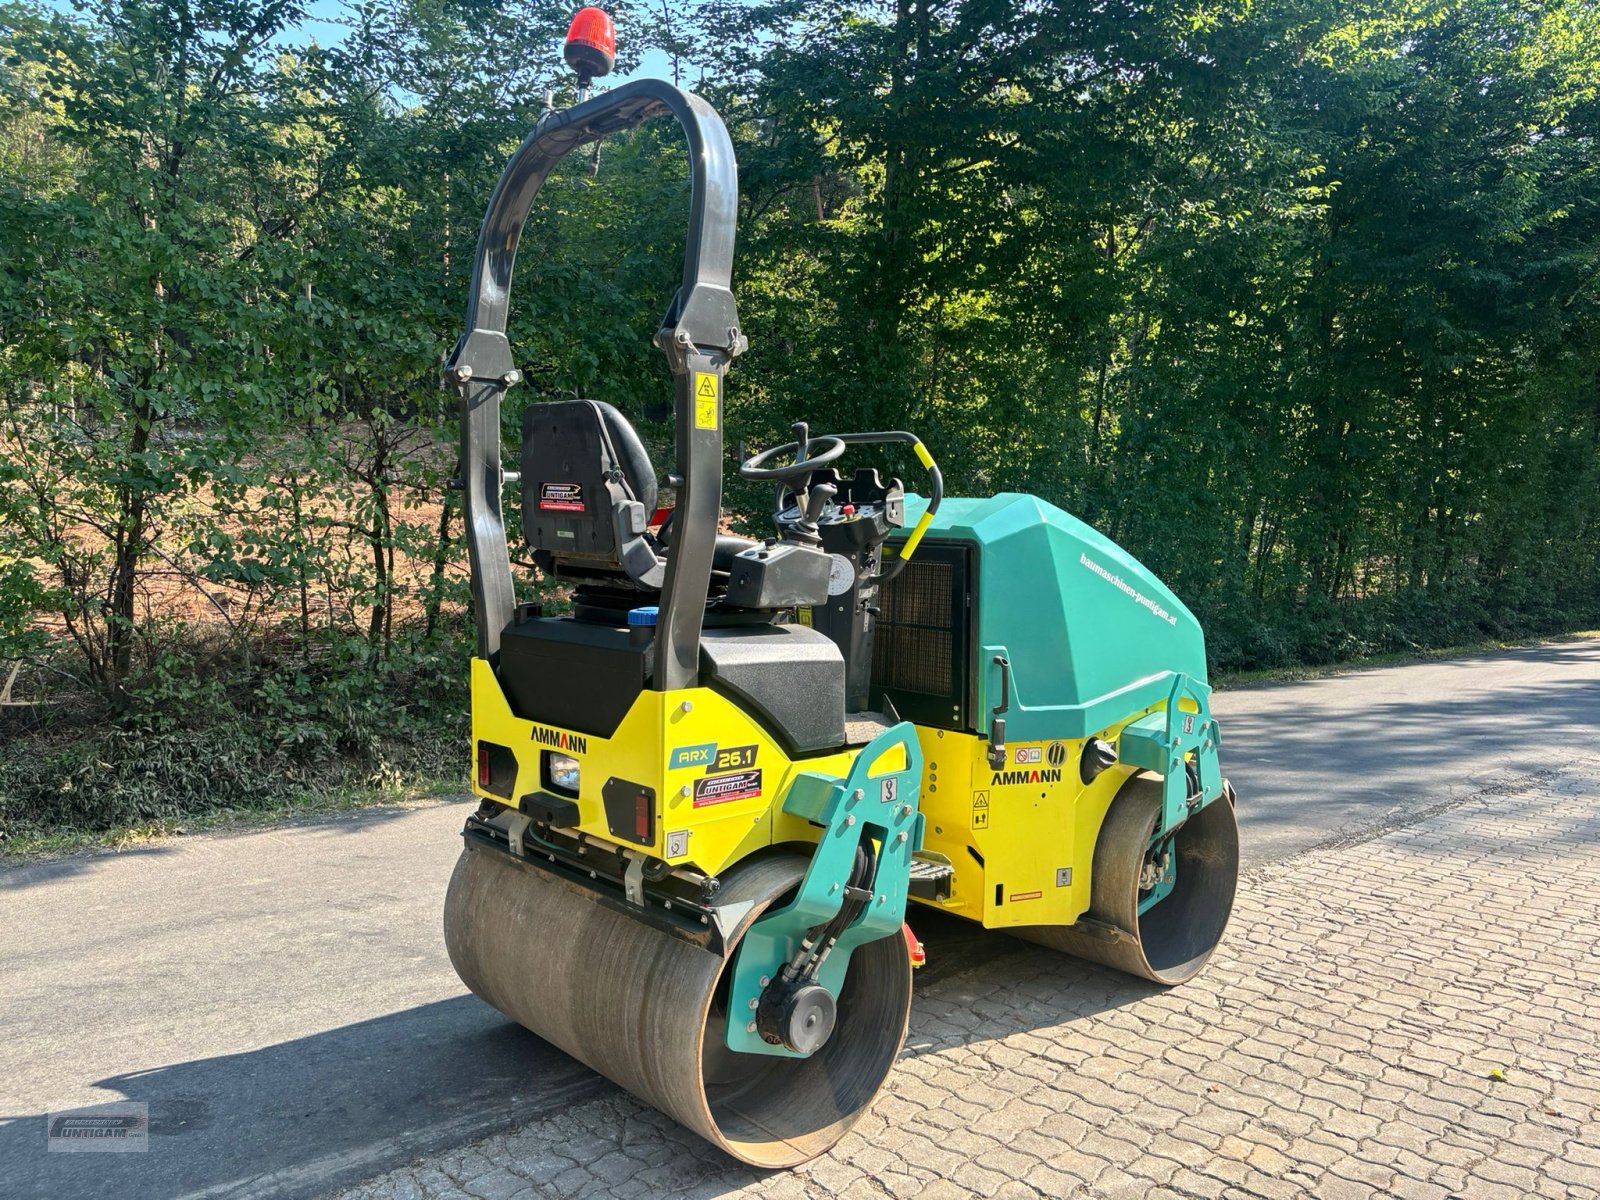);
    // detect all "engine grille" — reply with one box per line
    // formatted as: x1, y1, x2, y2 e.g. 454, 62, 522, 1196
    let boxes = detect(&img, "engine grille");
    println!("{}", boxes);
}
872, 560, 954, 697
870, 542, 970, 729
